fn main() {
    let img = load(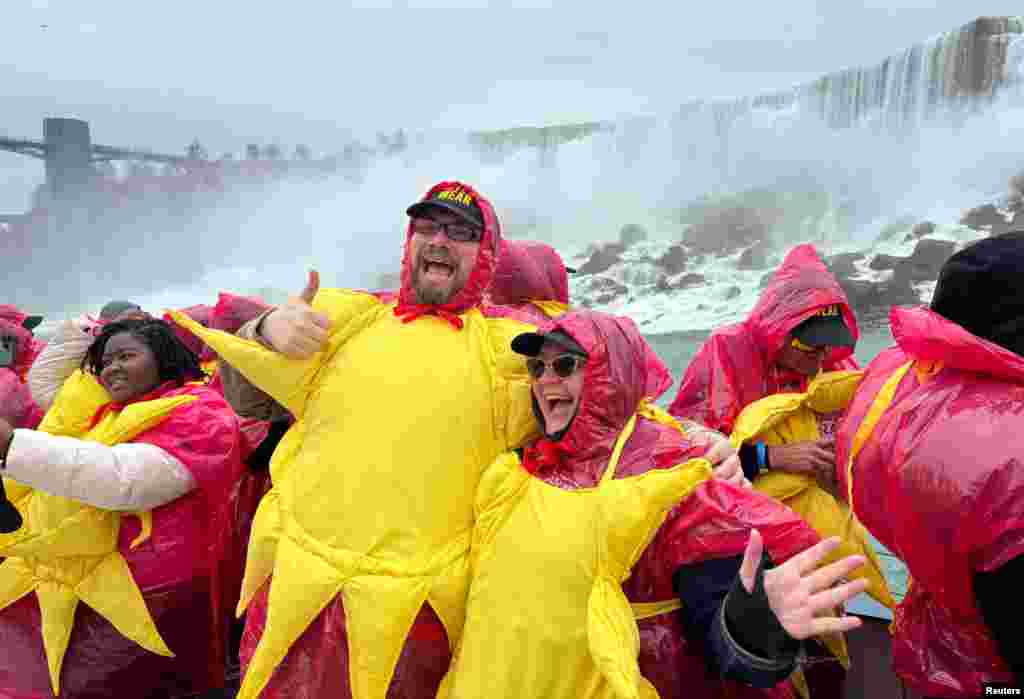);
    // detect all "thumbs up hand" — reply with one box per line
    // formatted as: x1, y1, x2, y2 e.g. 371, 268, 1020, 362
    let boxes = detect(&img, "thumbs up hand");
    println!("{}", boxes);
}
259, 270, 331, 359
